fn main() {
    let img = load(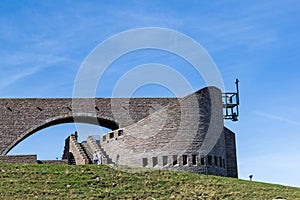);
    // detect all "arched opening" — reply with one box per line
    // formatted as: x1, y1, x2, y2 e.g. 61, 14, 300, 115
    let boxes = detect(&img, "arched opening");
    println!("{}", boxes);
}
67, 152, 76, 165
7, 115, 118, 160
8, 123, 111, 160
